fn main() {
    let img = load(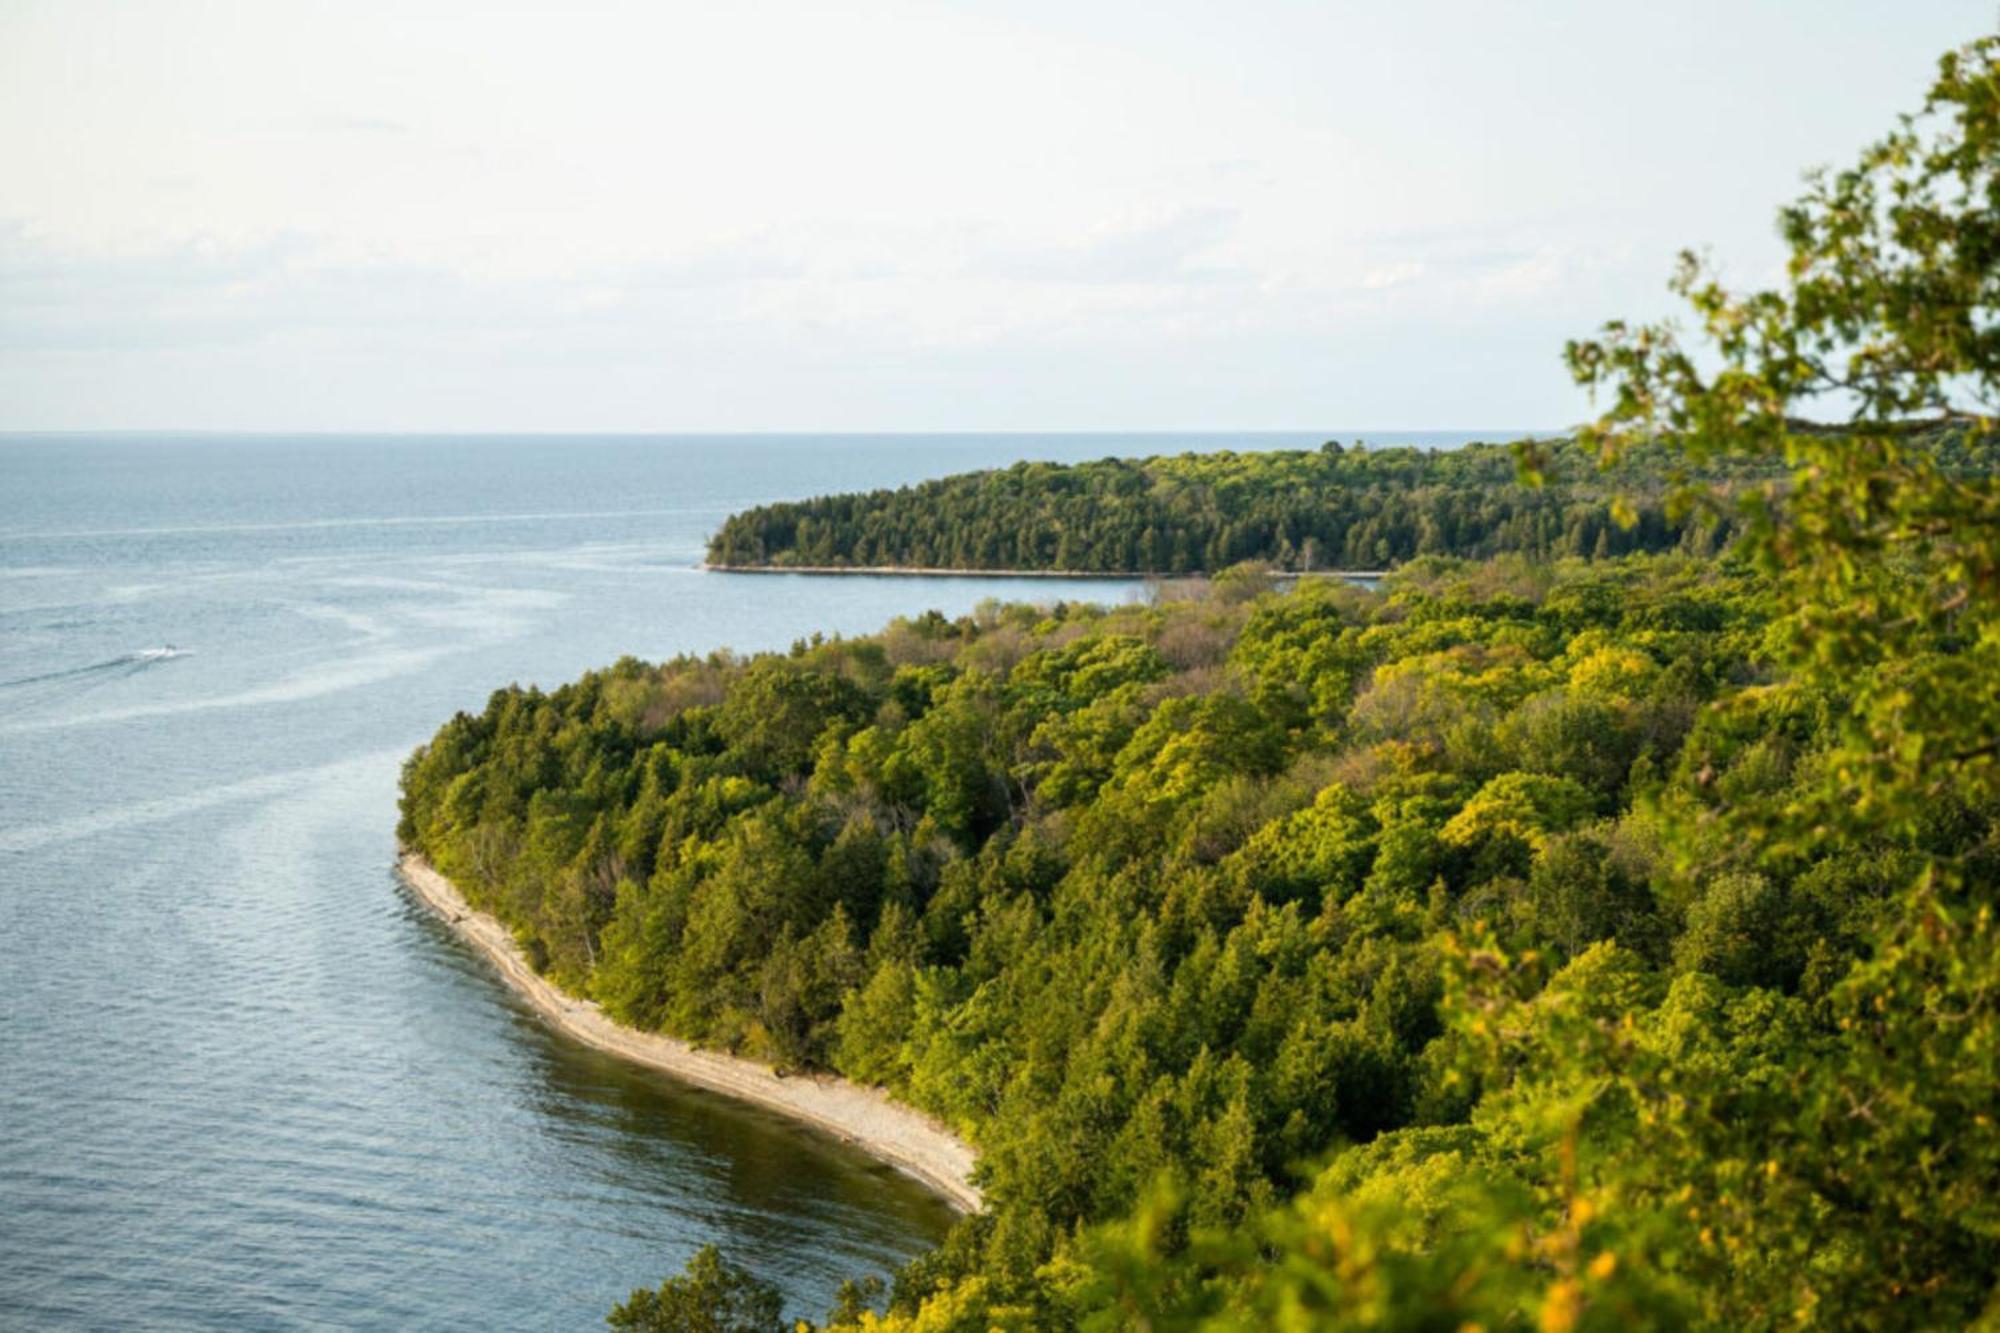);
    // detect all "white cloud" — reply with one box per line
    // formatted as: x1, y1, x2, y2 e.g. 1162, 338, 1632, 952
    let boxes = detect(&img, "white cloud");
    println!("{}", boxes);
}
1359, 261, 1425, 292
1472, 247, 1569, 302
0, 0, 1991, 429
